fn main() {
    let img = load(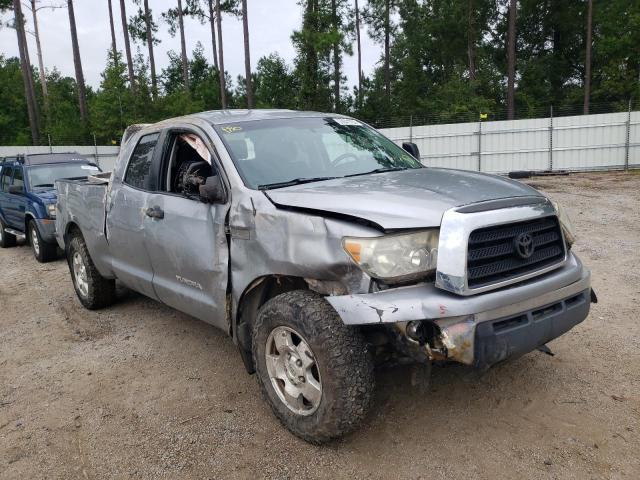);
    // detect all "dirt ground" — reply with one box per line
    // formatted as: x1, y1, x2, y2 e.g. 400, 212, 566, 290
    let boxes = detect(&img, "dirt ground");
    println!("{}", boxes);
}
1, 171, 639, 480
